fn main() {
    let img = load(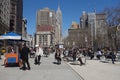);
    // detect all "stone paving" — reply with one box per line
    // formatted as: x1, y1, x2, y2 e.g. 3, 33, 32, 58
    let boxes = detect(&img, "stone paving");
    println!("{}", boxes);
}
0, 54, 83, 80
66, 57, 120, 80
1, 53, 120, 80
